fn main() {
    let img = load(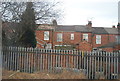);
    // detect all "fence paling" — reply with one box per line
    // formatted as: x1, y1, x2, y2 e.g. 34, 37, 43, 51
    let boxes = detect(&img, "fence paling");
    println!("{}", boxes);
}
117, 52, 119, 78
2, 46, 119, 79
